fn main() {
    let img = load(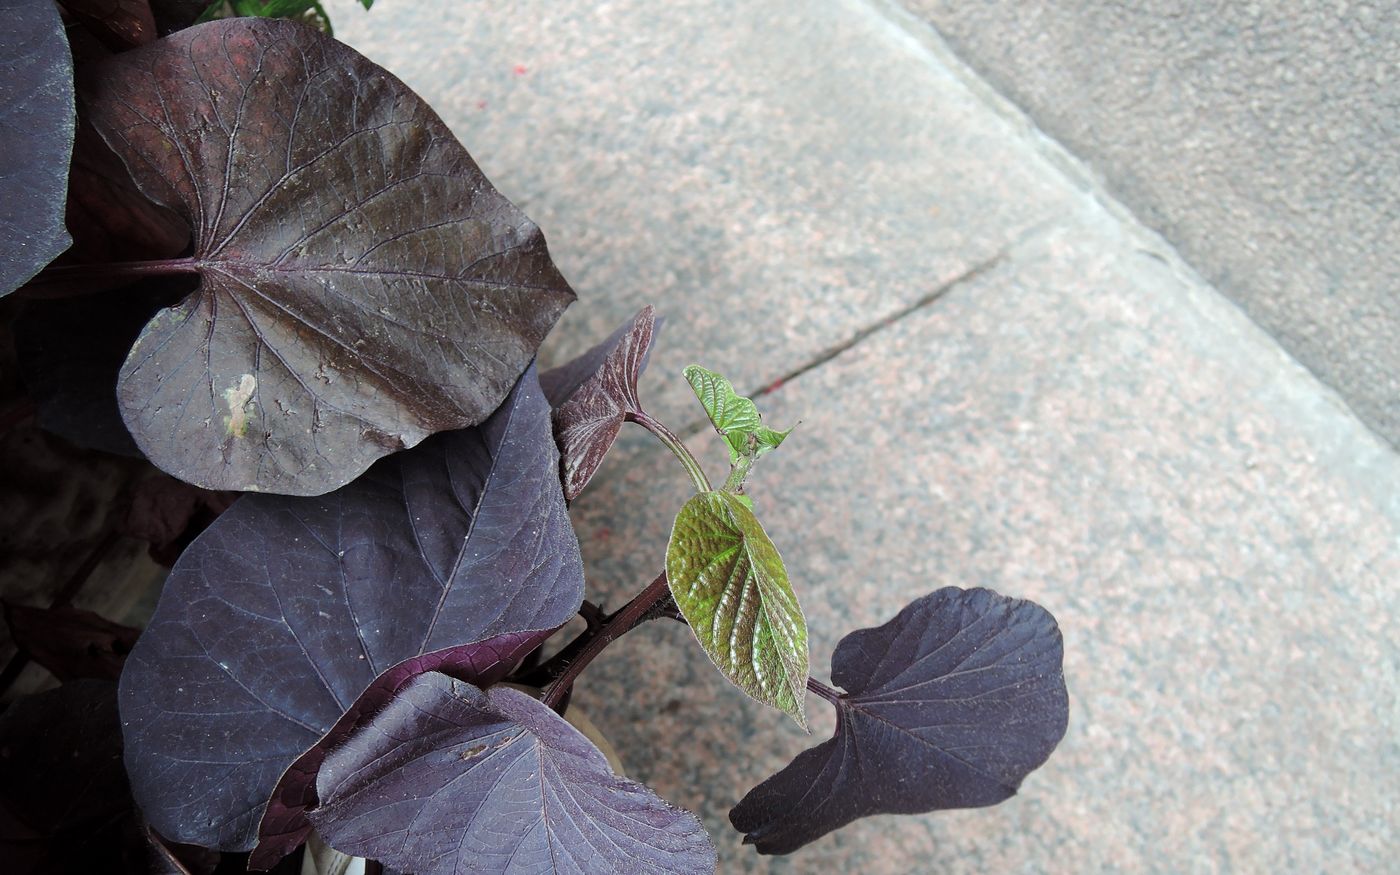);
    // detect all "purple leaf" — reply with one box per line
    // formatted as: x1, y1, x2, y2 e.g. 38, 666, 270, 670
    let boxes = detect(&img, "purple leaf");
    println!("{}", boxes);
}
119, 472, 239, 566
250, 629, 552, 869
540, 307, 658, 499
1, 0, 75, 297
119, 366, 585, 853
539, 307, 661, 407
730, 587, 1069, 854
309, 673, 717, 875
80, 18, 575, 495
